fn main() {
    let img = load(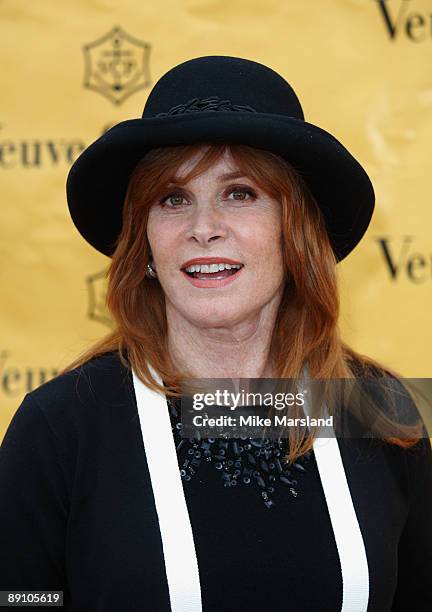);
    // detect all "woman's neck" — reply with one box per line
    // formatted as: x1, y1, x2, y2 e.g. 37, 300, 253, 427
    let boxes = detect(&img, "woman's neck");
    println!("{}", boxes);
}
165, 299, 280, 379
